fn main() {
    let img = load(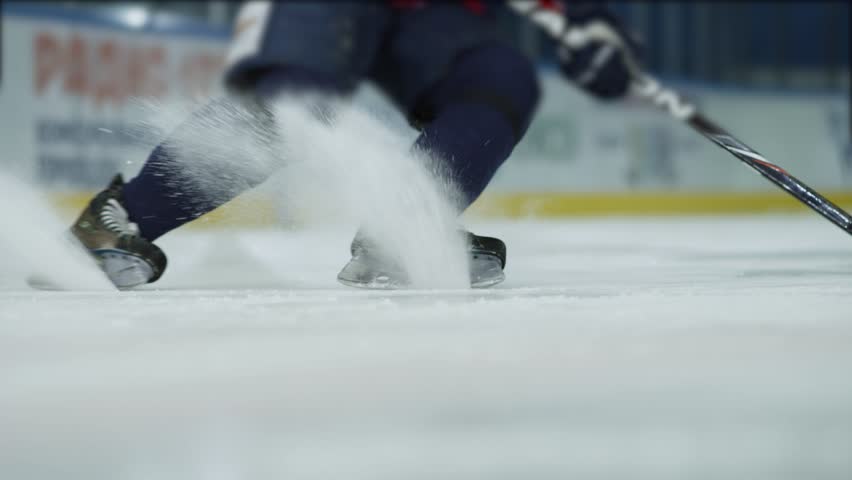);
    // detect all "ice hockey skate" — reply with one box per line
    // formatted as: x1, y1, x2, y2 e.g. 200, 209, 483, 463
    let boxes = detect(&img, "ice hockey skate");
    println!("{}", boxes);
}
337, 231, 506, 289
68, 175, 167, 289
